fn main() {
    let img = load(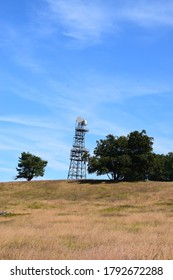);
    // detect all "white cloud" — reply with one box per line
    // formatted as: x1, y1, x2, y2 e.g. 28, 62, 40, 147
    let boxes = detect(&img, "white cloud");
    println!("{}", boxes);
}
0, 21, 45, 75
41, 0, 173, 45
121, 0, 173, 27
2, 1, 173, 51
0, 167, 14, 173
0, 119, 70, 181
0, 115, 66, 131
44, 0, 116, 42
